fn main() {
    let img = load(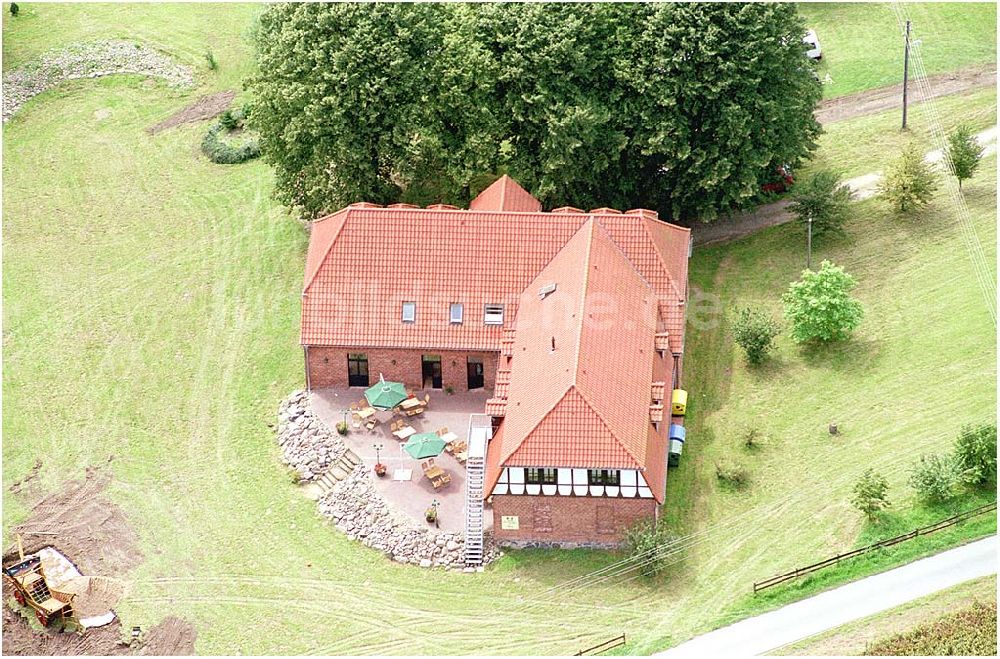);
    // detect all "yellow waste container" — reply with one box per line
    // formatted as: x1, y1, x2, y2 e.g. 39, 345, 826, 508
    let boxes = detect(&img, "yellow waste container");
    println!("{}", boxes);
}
671, 389, 688, 416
